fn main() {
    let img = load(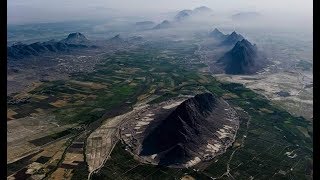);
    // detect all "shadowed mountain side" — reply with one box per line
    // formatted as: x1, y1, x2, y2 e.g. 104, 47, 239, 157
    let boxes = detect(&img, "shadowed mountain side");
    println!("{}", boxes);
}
7, 33, 96, 59
217, 39, 268, 74
60, 32, 91, 45
140, 93, 237, 166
